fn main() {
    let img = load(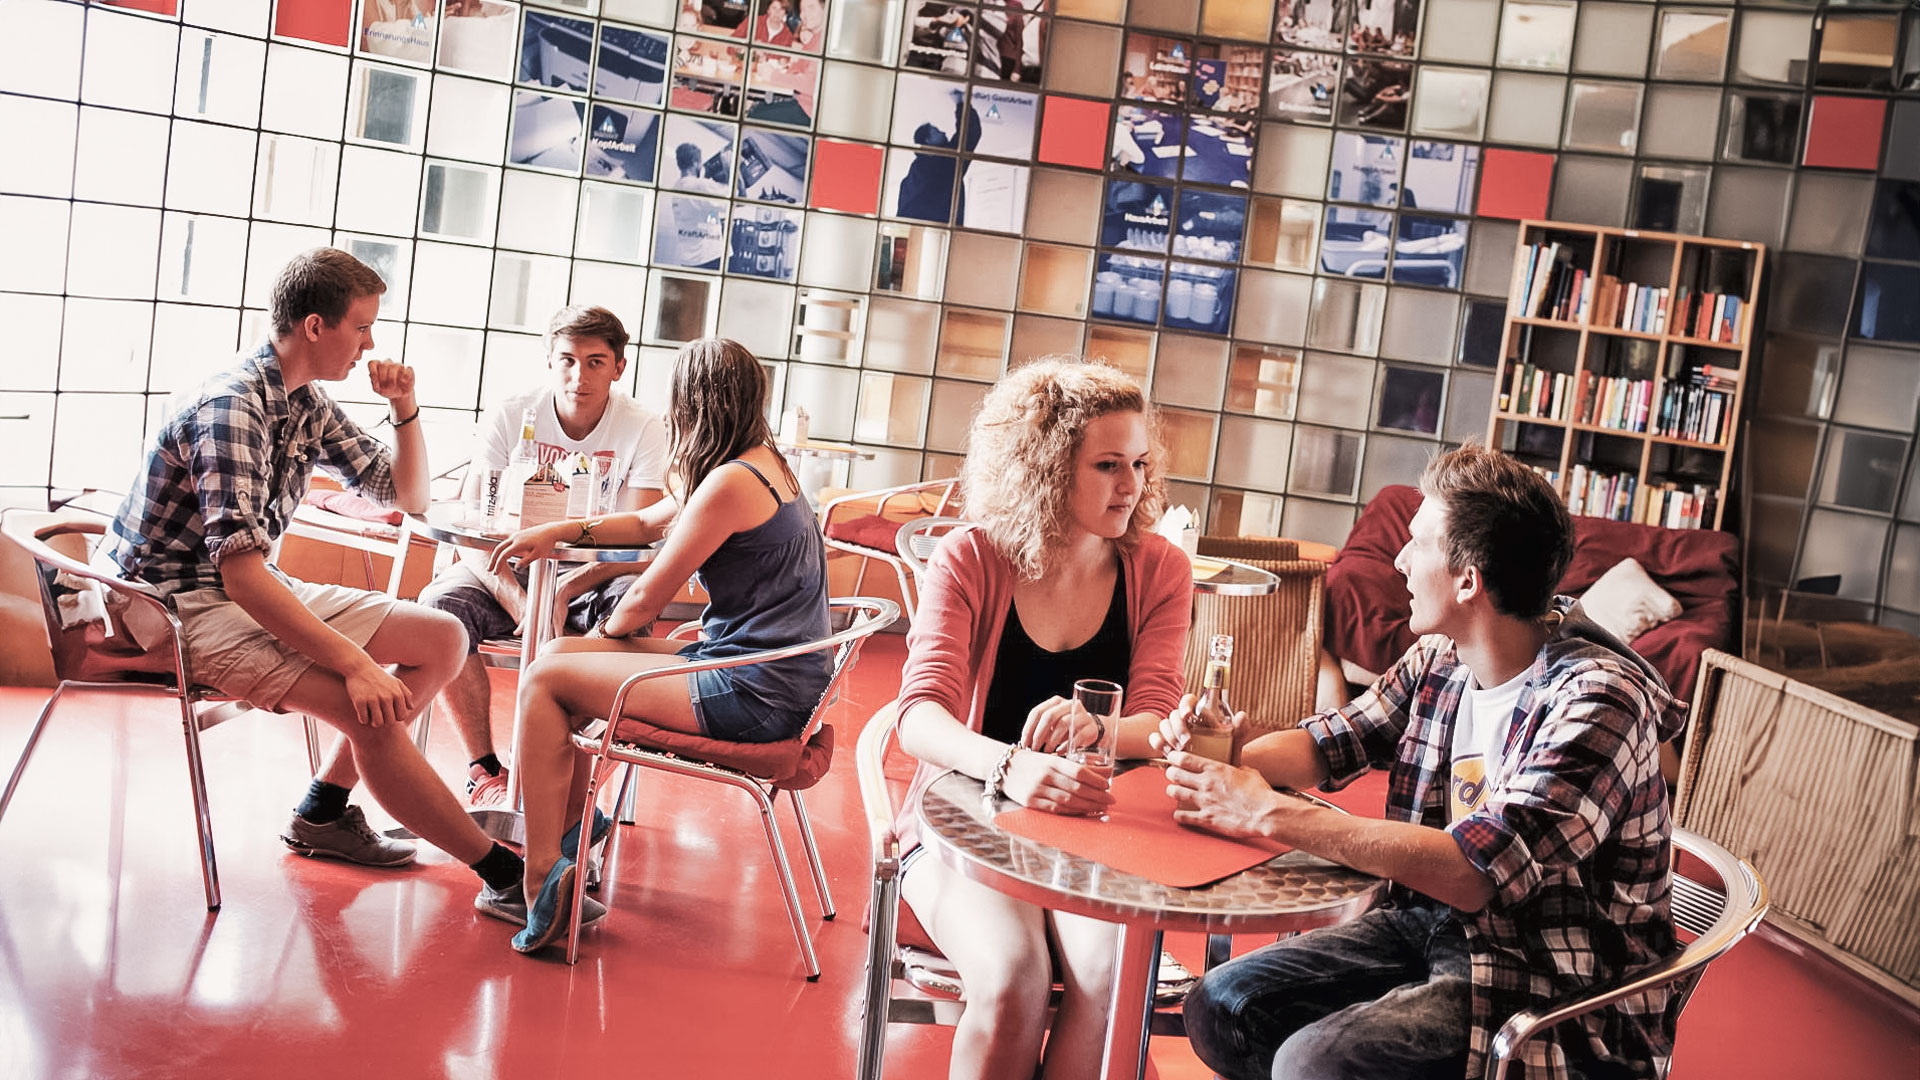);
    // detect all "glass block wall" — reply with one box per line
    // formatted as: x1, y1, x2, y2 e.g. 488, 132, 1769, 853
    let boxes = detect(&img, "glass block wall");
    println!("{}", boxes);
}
2, 0, 1917, 607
